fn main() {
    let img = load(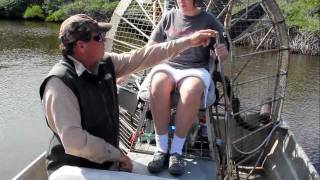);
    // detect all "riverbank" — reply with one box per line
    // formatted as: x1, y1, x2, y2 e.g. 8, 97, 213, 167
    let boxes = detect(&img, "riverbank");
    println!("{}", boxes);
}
290, 31, 319, 56
0, 0, 319, 55
0, 0, 118, 22
236, 30, 320, 56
